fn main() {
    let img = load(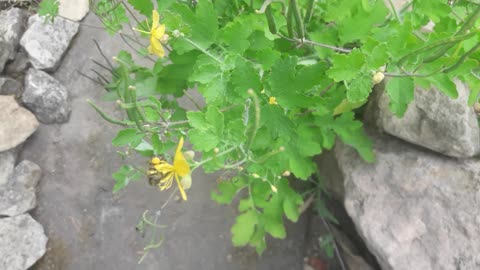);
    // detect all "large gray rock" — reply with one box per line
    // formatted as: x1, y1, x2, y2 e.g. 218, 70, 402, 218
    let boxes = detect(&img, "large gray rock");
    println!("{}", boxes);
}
333, 131, 480, 270
0, 214, 48, 270
4, 50, 30, 76
0, 8, 28, 72
0, 160, 40, 216
20, 14, 79, 71
0, 95, 39, 152
367, 80, 480, 158
22, 68, 71, 124
0, 150, 15, 186
0, 76, 23, 96
59, 0, 89, 21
